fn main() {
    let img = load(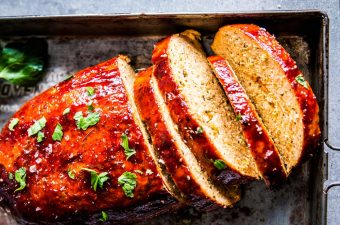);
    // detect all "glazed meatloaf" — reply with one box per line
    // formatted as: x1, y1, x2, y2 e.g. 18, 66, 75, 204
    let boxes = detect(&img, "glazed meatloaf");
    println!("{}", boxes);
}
134, 67, 240, 206
208, 55, 287, 186
211, 24, 321, 173
0, 56, 180, 224
152, 30, 261, 184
